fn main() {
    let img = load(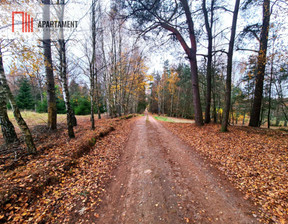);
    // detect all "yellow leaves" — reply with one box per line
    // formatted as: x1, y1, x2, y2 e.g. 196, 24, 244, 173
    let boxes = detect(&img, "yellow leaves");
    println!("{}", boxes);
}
147, 74, 154, 82
248, 72, 254, 80
218, 108, 223, 115
5, 204, 12, 209
184, 217, 190, 223
9, 44, 43, 79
